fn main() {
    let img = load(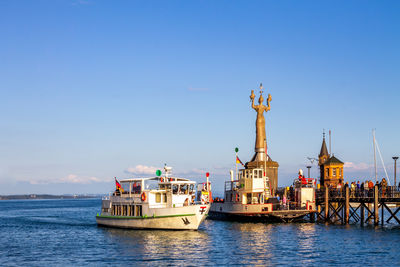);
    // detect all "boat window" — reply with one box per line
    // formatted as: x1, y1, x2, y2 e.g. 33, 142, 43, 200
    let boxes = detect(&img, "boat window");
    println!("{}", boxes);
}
132, 182, 142, 194
156, 193, 161, 203
180, 184, 188, 194
172, 184, 179, 194
254, 171, 258, 178
121, 183, 130, 193
135, 205, 142, 217
130, 205, 134, 216
163, 193, 167, 203
123, 205, 128, 216
159, 184, 165, 190
189, 184, 194, 194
